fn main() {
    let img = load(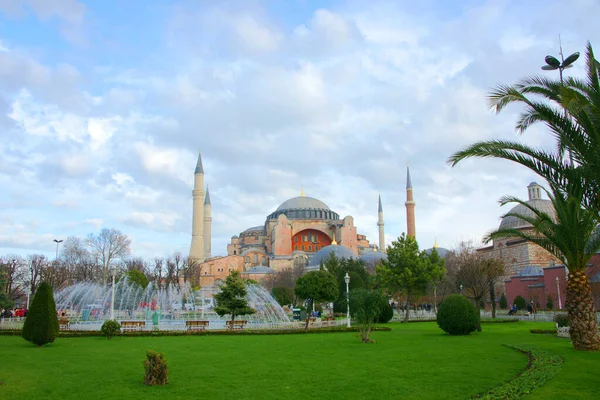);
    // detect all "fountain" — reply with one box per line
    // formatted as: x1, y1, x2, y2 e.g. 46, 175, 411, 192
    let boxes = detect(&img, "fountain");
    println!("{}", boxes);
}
53, 278, 291, 331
